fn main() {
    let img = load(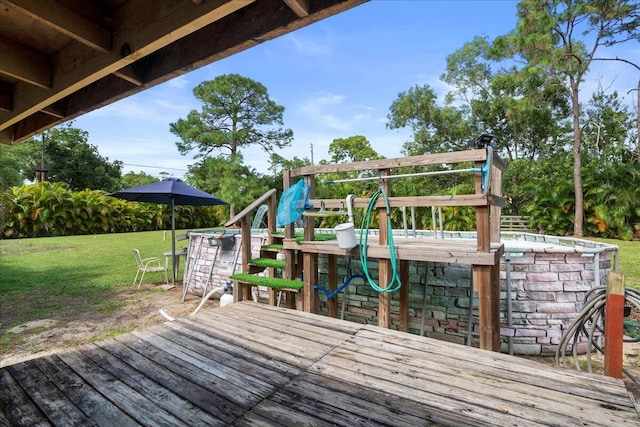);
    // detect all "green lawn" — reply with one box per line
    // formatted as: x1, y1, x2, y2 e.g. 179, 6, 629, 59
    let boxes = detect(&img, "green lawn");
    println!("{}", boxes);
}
592, 238, 640, 289
0, 230, 184, 328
